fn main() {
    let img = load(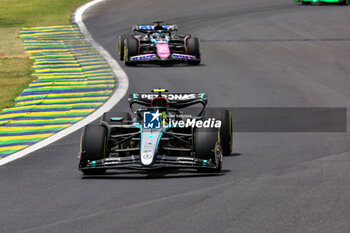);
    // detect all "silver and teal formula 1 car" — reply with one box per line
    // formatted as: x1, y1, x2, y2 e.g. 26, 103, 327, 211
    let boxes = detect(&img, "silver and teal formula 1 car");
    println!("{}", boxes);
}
296, 0, 349, 4
78, 89, 233, 175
